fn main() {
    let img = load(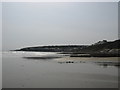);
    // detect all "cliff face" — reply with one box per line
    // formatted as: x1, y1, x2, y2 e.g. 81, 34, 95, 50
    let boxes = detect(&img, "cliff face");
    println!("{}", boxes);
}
80, 39, 120, 53
15, 39, 120, 56
79, 40, 120, 57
